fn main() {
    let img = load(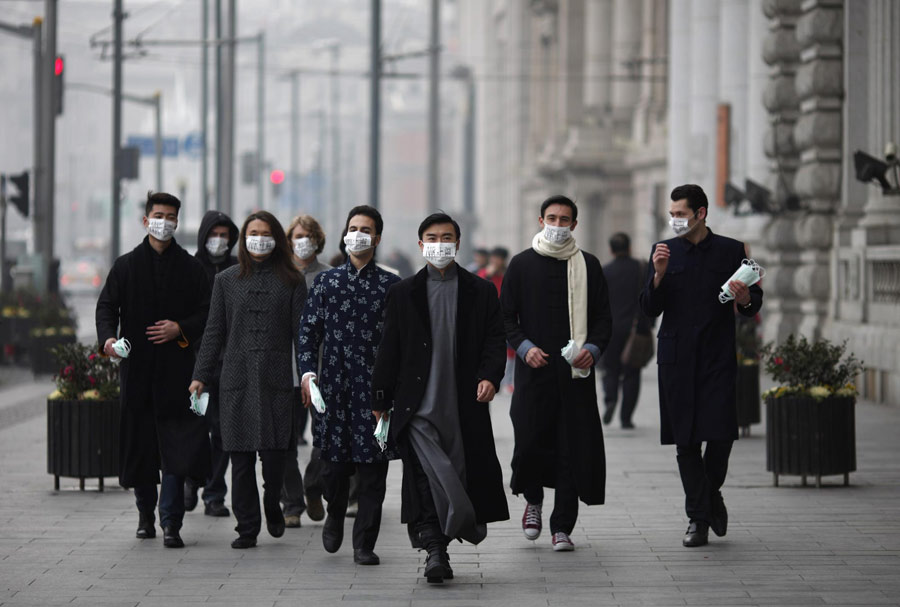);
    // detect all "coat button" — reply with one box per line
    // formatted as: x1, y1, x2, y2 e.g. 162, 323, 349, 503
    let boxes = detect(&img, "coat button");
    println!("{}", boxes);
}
405, 407, 411, 412
416, 376, 421, 381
